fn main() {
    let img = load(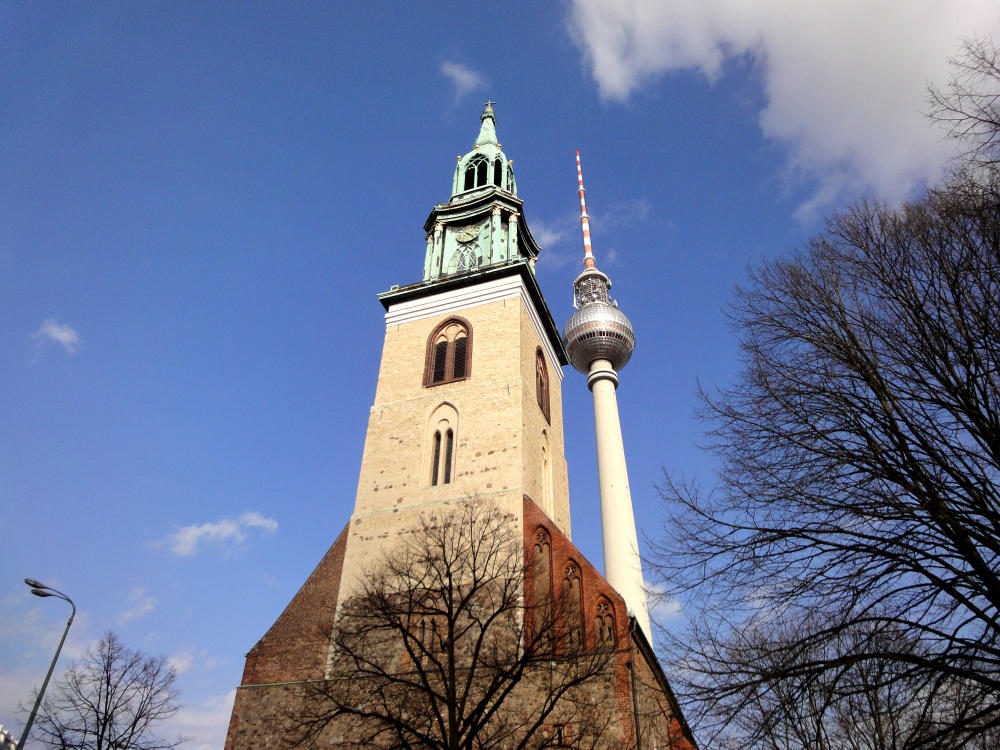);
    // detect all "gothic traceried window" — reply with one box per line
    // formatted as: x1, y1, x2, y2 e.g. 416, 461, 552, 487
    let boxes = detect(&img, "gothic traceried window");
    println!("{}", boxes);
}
463, 155, 489, 191
455, 244, 479, 273
533, 528, 552, 604
424, 318, 473, 387
595, 598, 616, 647
562, 562, 584, 649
